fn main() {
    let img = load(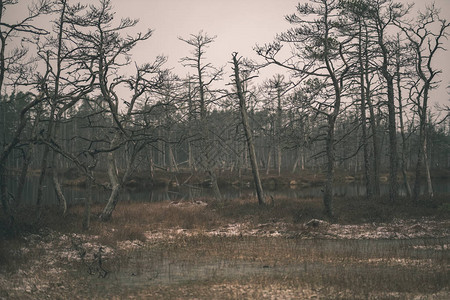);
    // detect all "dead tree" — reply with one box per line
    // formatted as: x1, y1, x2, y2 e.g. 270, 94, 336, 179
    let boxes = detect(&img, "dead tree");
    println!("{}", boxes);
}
63, 0, 165, 221
397, 4, 450, 200
256, 0, 351, 217
0, 0, 51, 227
179, 31, 224, 200
368, 0, 410, 201
232, 53, 265, 205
